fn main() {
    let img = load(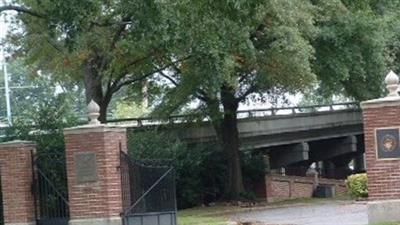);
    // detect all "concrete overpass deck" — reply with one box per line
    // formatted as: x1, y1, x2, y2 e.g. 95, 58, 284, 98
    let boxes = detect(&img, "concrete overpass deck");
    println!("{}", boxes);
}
108, 102, 364, 177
